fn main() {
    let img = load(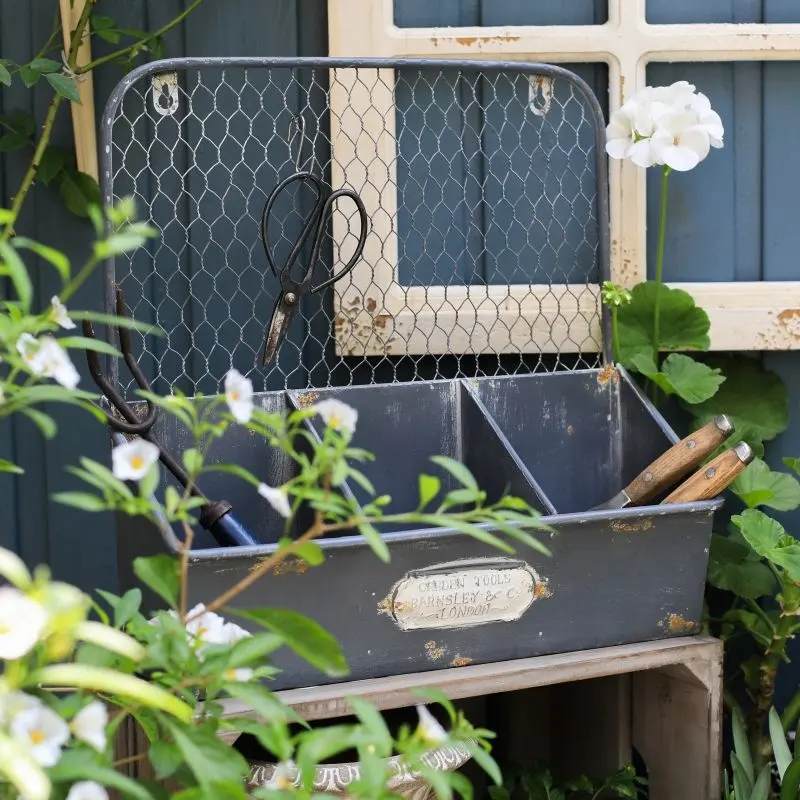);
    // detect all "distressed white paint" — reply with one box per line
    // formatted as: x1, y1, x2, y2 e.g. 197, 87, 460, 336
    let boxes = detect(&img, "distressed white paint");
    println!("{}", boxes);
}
328, 0, 800, 351
382, 558, 545, 631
